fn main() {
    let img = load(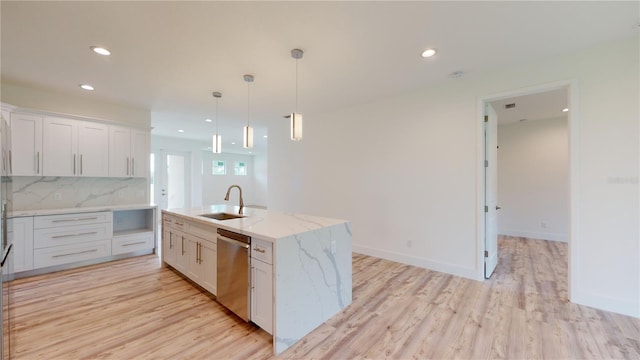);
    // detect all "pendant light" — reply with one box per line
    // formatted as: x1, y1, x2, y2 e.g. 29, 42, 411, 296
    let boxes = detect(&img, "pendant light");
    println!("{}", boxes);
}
290, 48, 303, 141
243, 74, 254, 149
212, 91, 222, 153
